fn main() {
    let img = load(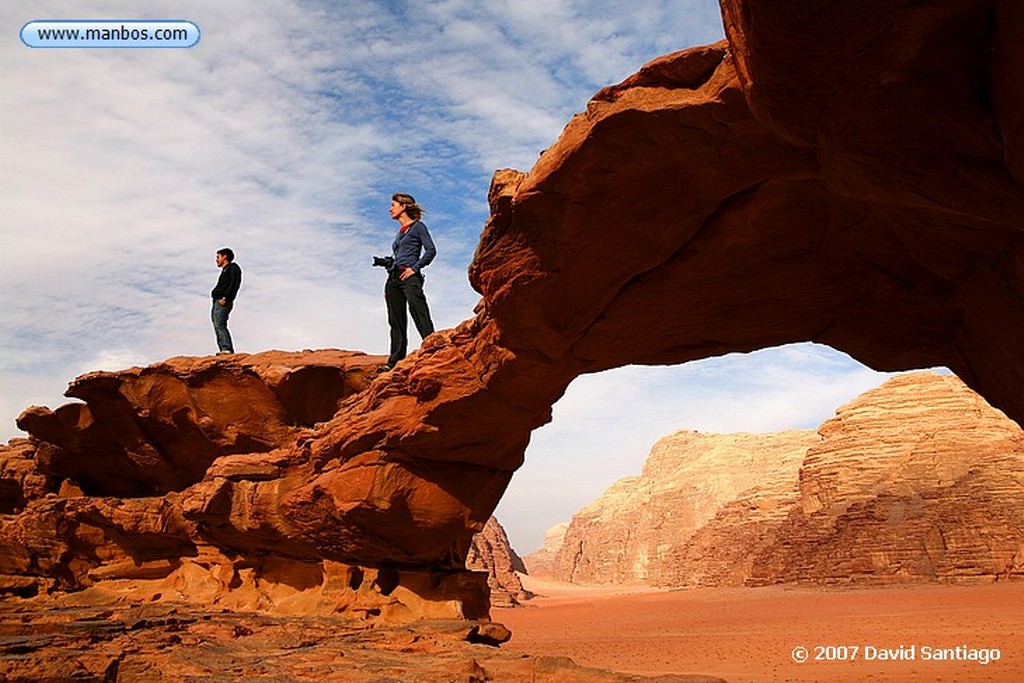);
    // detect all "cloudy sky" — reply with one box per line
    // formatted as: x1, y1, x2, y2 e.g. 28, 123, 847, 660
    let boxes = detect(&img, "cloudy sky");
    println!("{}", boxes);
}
2, 0, 907, 554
